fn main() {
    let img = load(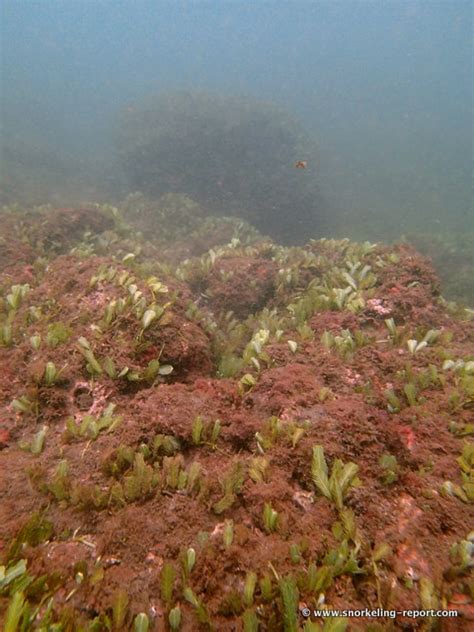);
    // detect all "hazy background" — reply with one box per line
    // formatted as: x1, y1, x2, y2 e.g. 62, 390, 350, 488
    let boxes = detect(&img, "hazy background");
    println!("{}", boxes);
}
1, 0, 472, 239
